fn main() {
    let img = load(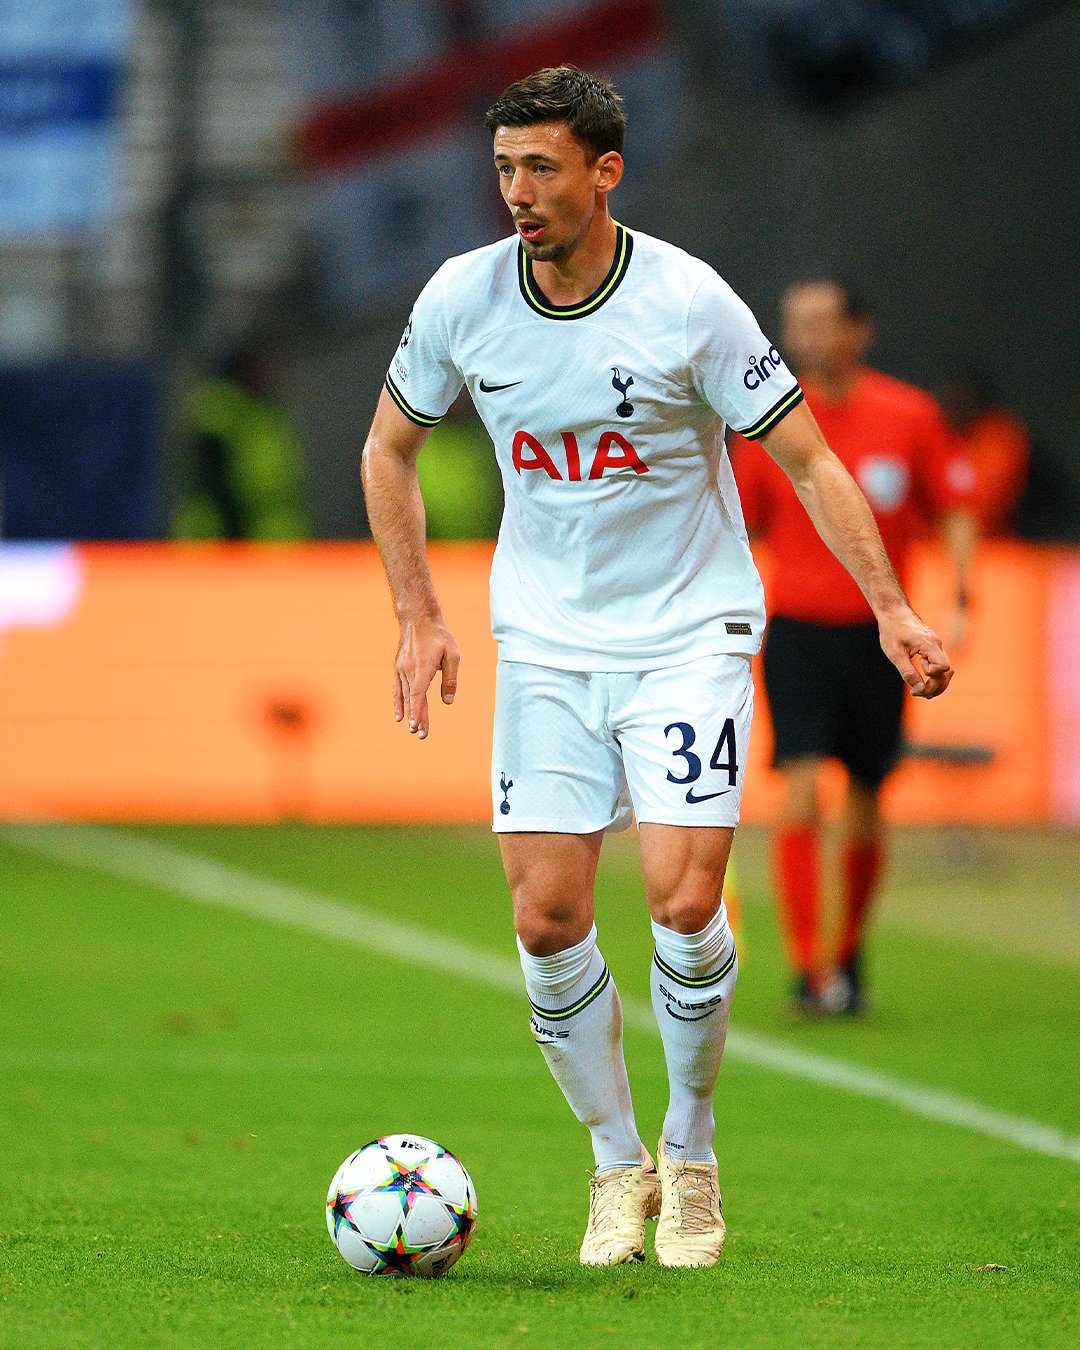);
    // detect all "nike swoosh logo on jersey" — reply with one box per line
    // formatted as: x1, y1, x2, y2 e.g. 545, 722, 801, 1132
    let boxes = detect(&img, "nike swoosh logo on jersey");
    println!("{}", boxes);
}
684, 787, 732, 804
478, 378, 522, 392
